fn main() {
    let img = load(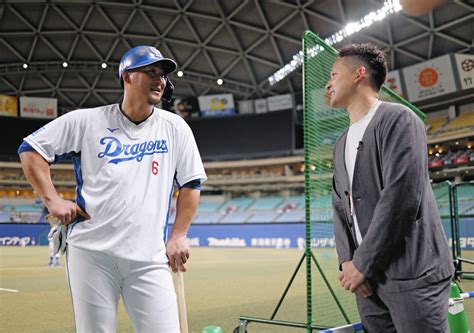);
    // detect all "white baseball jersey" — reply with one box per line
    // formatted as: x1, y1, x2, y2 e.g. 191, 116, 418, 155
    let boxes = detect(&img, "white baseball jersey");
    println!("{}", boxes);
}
25, 104, 206, 263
